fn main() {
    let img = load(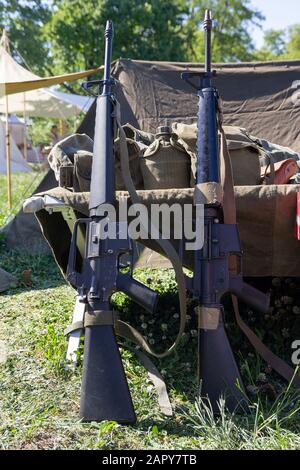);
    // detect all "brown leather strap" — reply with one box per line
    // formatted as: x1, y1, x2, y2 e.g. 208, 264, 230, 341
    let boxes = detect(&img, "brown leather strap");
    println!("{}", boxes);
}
219, 122, 300, 388
232, 296, 300, 387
